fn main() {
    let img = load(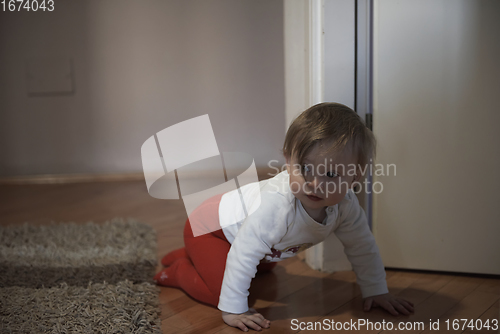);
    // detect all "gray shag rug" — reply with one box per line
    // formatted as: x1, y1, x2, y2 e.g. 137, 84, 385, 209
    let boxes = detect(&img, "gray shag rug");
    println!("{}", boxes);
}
0, 218, 161, 334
